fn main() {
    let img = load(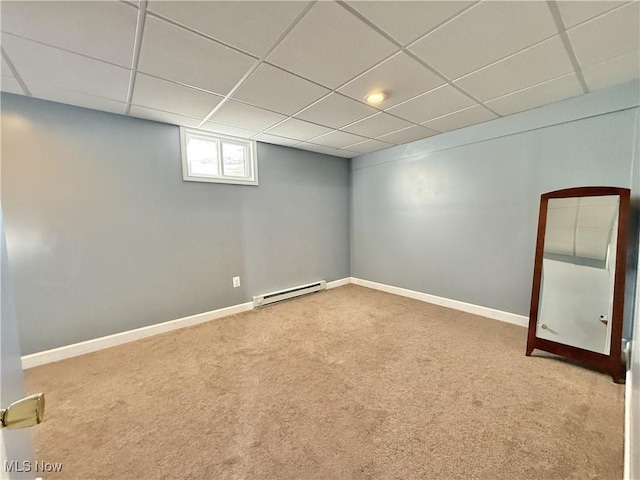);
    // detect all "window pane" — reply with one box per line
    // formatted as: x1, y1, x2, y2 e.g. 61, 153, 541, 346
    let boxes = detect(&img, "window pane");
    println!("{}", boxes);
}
187, 136, 219, 176
222, 142, 247, 177
181, 127, 257, 185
